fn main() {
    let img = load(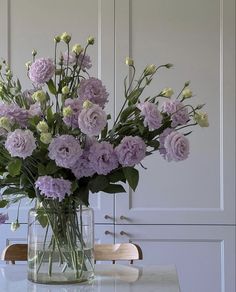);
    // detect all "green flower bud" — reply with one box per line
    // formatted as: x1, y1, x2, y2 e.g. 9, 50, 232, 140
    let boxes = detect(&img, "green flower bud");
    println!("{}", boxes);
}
87, 36, 95, 45
40, 132, 52, 144
0, 64, 2, 70
63, 106, 73, 117
144, 64, 156, 76
182, 88, 192, 99
62, 85, 70, 95
72, 44, 83, 55
83, 100, 93, 109
36, 121, 49, 133
184, 81, 190, 87
165, 63, 173, 69
11, 221, 20, 232
54, 35, 61, 43
194, 111, 209, 127
125, 57, 134, 66
25, 61, 32, 70
32, 49, 37, 57
32, 90, 46, 102
161, 88, 174, 98
0, 117, 11, 131
60, 32, 71, 43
